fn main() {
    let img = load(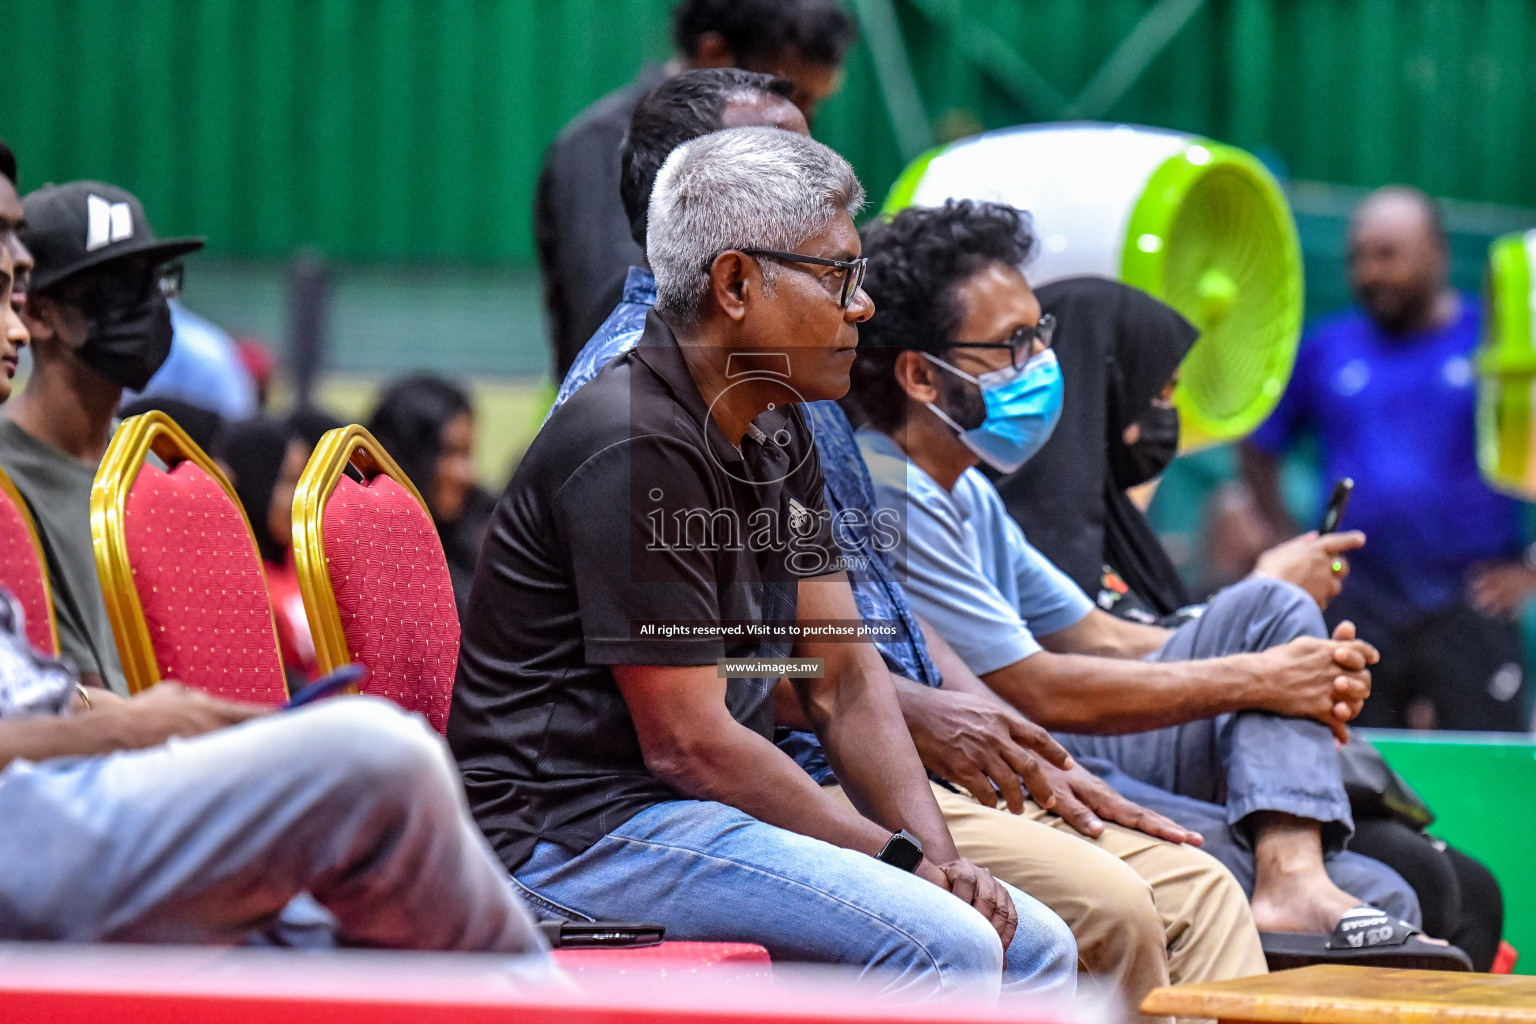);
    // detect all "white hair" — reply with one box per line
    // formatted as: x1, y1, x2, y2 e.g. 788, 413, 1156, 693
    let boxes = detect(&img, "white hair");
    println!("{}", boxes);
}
646, 126, 865, 325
